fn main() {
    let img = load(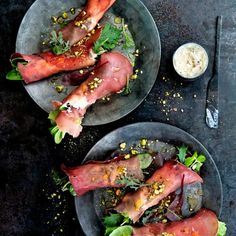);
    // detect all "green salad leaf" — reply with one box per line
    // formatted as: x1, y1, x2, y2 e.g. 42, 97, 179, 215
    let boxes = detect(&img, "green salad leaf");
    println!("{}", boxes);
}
6, 69, 22, 80
122, 19, 135, 49
51, 169, 76, 196
109, 225, 133, 236
48, 120, 65, 145
93, 23, 122, 54
121, 77, 132, 96
103, 213, 132, 236
217, 221, 227, 236
177, 145, 206, 172
184, 151, 206, 172
48, 110, 60, 125
116, 175, 151, 190
48, 107, 67, 144
6, 57, 28, 81
49, 31, 70, 55
137, 153, 153, 169
103, 213, 124, 228
177, 145, 188, 163
49, 125, 65, 144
